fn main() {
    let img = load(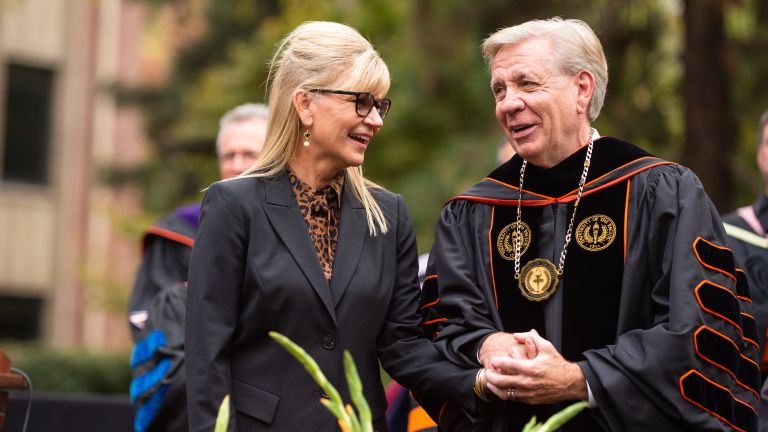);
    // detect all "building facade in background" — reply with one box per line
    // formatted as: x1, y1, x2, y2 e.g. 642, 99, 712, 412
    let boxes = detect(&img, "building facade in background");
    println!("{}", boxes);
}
0, 0, 197, 350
